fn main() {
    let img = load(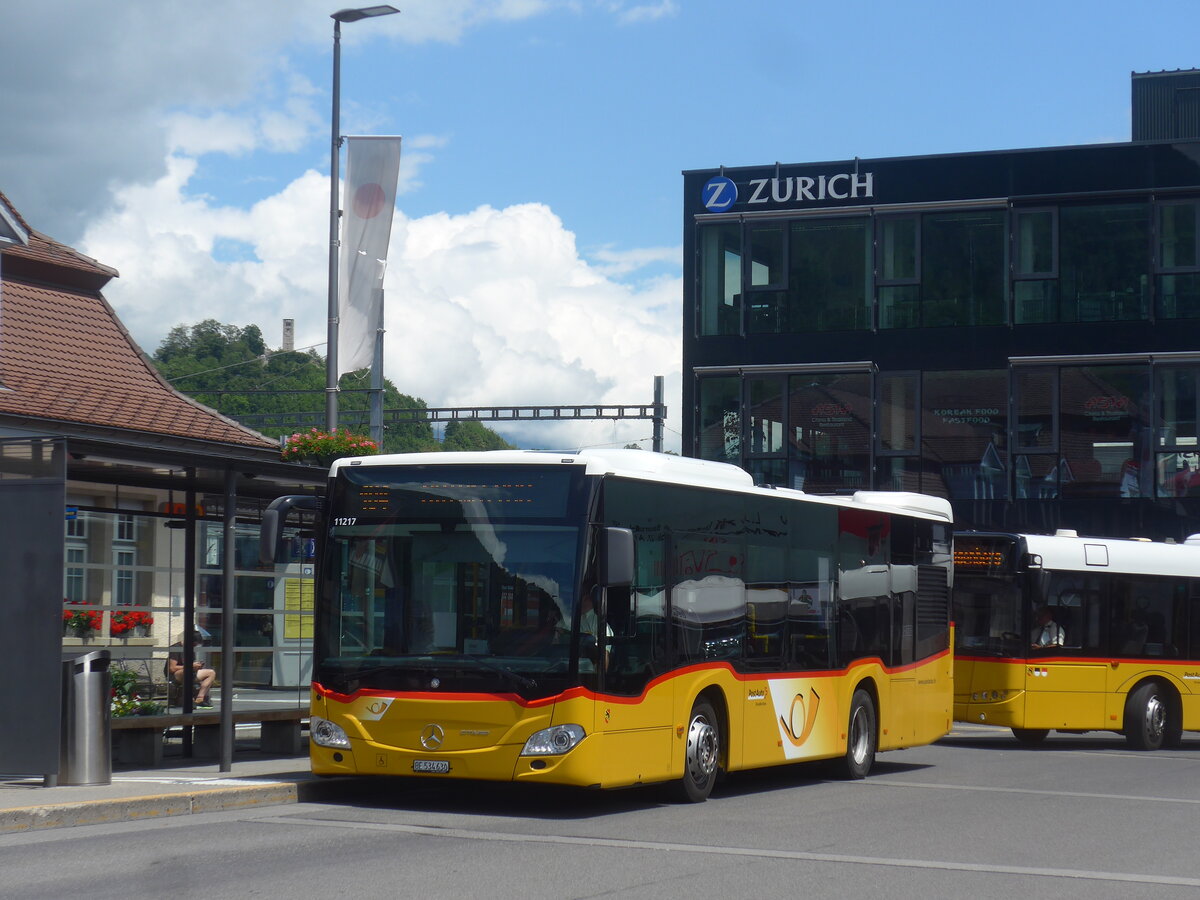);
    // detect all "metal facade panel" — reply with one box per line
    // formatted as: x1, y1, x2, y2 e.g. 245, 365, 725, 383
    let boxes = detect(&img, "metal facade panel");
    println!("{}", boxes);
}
0, 437, 66, 777
1132, 71, 1200, 141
